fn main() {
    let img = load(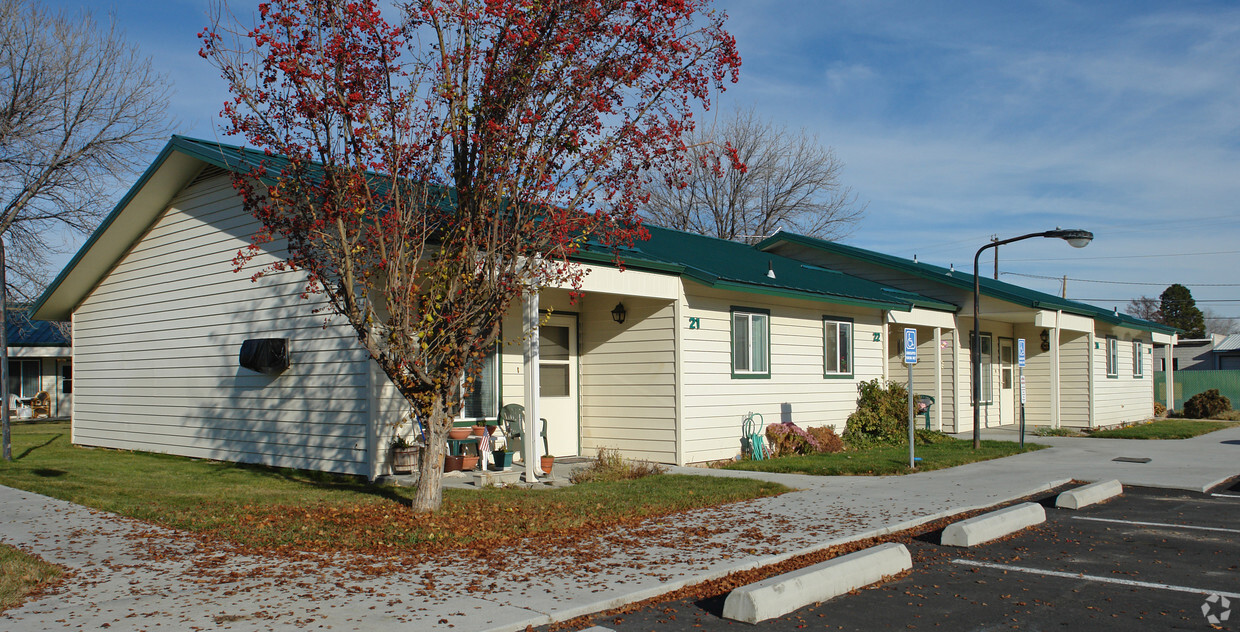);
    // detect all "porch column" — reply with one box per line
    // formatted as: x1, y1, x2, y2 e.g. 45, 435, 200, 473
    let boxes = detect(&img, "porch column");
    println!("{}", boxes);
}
1051, 312, 1061, 429
1166, 335, 1177, 411
1087, 330, 1096, 429
523, 290, 542, 482
934, 327, 942, 431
